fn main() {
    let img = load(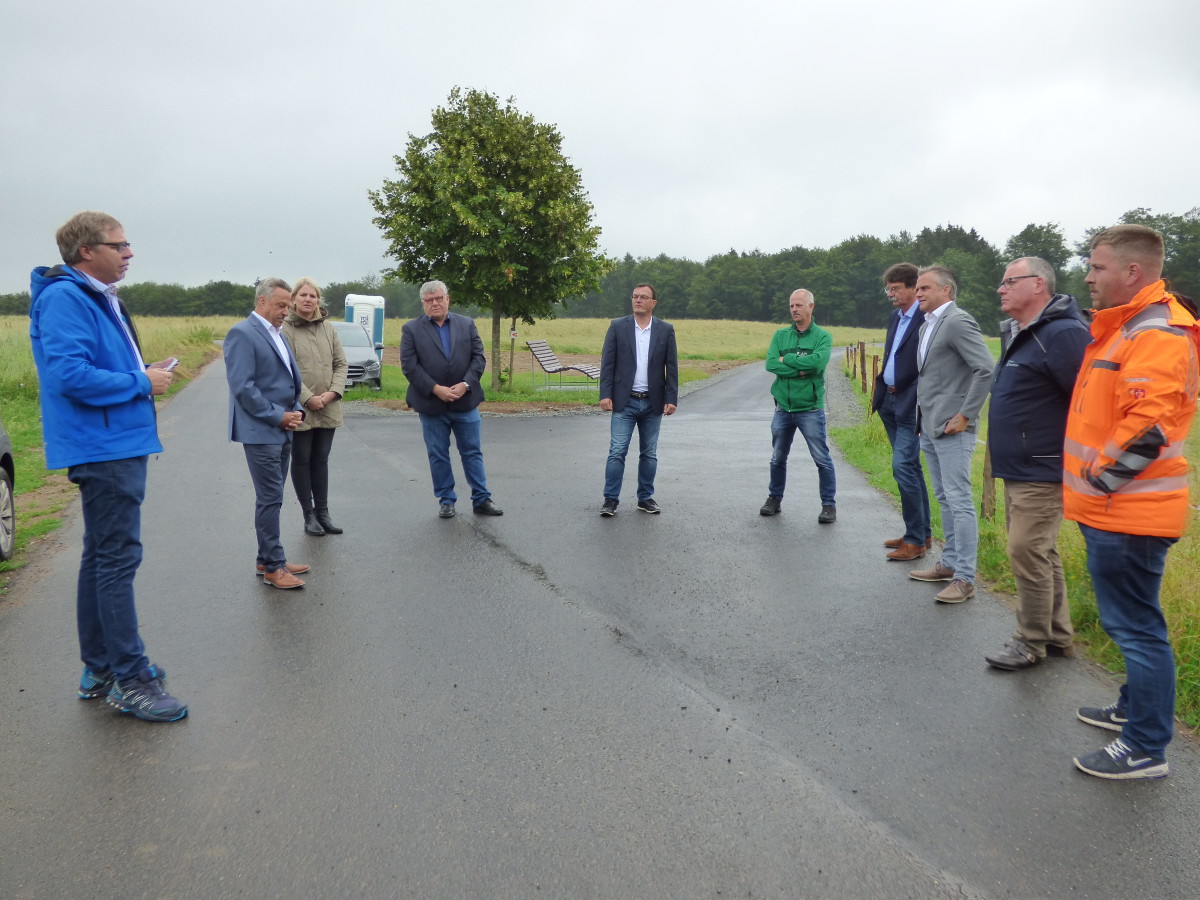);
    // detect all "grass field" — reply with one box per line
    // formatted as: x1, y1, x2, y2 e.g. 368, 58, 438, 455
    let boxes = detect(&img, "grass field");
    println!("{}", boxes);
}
3, 315, 1199, 731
